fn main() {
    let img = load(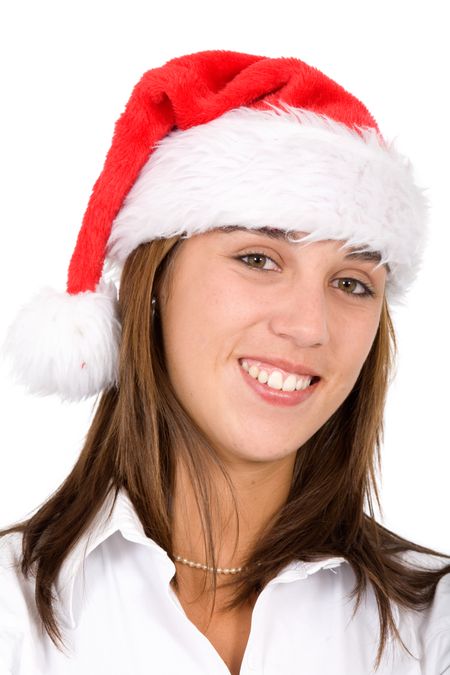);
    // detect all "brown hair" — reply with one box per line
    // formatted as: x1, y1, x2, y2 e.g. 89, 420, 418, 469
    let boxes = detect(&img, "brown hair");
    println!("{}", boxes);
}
2, 236, 449, 671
